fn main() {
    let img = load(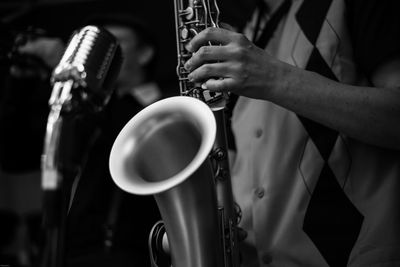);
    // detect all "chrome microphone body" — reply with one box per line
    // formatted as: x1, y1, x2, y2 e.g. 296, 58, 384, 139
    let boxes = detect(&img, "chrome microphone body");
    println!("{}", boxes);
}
50, 25, 122, 114
41, 26, 121, 267
42, 25, 122, 195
